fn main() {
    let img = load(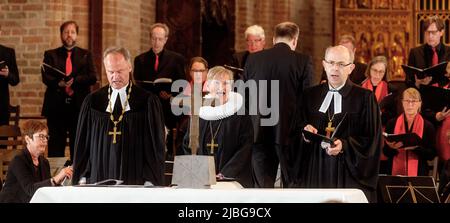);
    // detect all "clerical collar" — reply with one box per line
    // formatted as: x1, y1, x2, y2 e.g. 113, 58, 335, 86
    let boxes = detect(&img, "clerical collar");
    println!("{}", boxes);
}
319, 83, 345, 114
106, 83, 131, 113
199, 92, 243, 120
